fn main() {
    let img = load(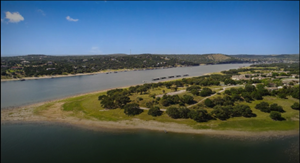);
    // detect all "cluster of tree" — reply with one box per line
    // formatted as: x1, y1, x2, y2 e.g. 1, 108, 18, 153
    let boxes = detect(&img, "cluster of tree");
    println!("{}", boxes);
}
123, 103, 143, 116
186, 85, 214, 97
181, 75, 225, 86
221, 84, 270, 102
271, 85, 299, 99
251, 63, 299, 75
161, 94, 194, 106
166, 106, 212, 122
186, 85, 200, 96
210, 104, 255, 120
221, 68, 268, 75
148, 106, 162, 117
98, 89, 131, 109
255, 102, 284, 113
233, 54, 299, 63
166, 104, 255, 122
